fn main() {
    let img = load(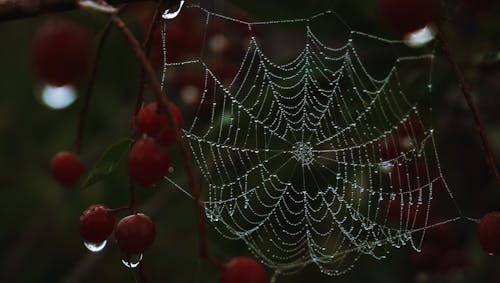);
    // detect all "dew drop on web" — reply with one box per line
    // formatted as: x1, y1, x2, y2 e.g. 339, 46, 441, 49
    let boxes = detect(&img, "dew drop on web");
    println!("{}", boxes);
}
379, 161, 394, 174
